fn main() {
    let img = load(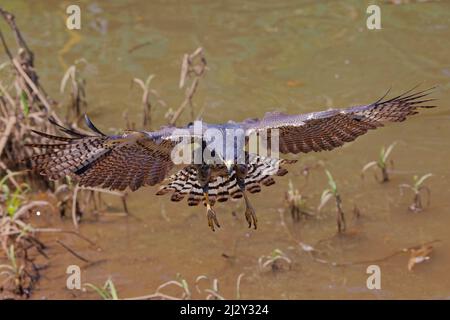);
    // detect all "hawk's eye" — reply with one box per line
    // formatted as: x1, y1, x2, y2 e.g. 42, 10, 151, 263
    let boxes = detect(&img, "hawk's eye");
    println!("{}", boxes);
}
211, 150, 216, 157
